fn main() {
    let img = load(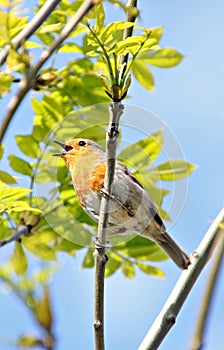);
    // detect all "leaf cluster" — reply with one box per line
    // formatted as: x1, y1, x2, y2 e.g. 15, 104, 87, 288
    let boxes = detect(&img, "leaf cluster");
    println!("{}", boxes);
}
0, 1, 195, 346
0, 2, 183, 101
0, 0, 196, 278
